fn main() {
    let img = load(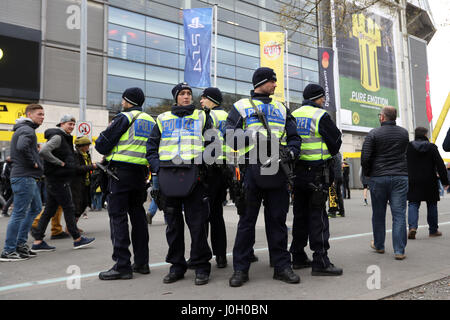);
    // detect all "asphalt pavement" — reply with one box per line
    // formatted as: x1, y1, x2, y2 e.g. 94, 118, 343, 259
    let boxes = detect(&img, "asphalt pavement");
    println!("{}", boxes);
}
0, 189, 449, 300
